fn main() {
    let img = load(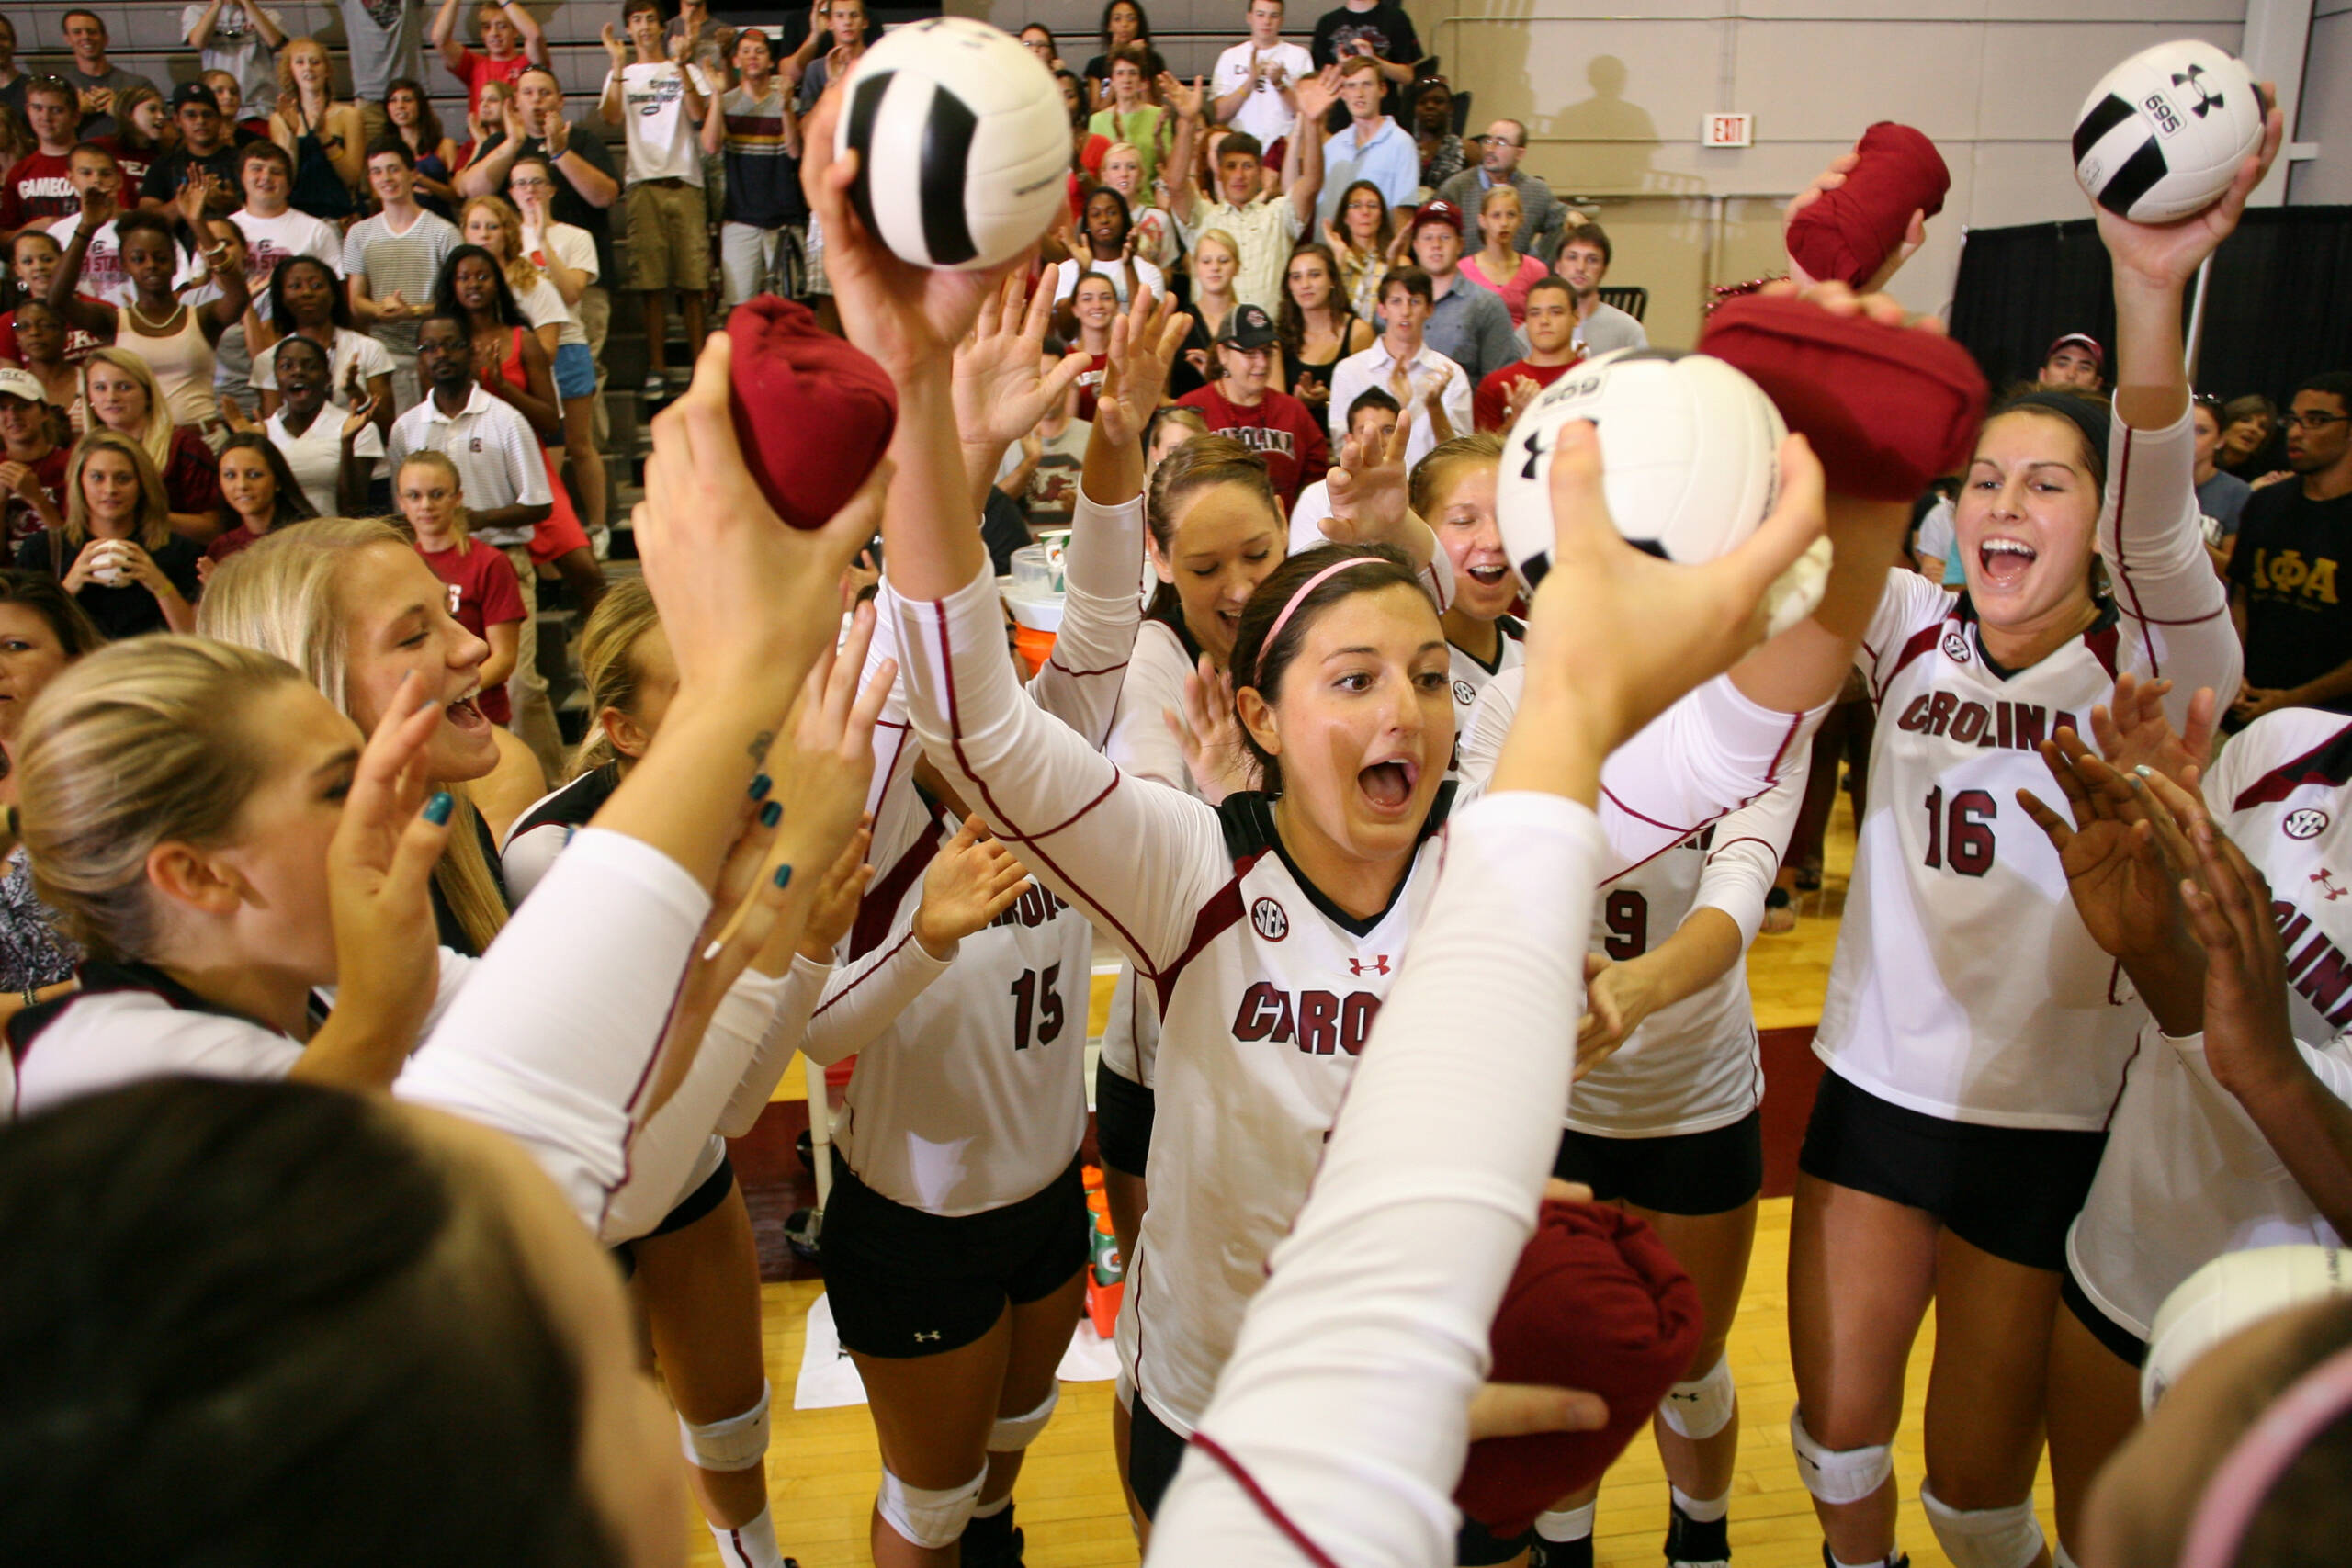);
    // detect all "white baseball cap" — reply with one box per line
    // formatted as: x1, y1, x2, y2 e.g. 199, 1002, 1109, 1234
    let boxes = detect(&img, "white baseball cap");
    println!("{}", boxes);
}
0, 366, 43, 405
